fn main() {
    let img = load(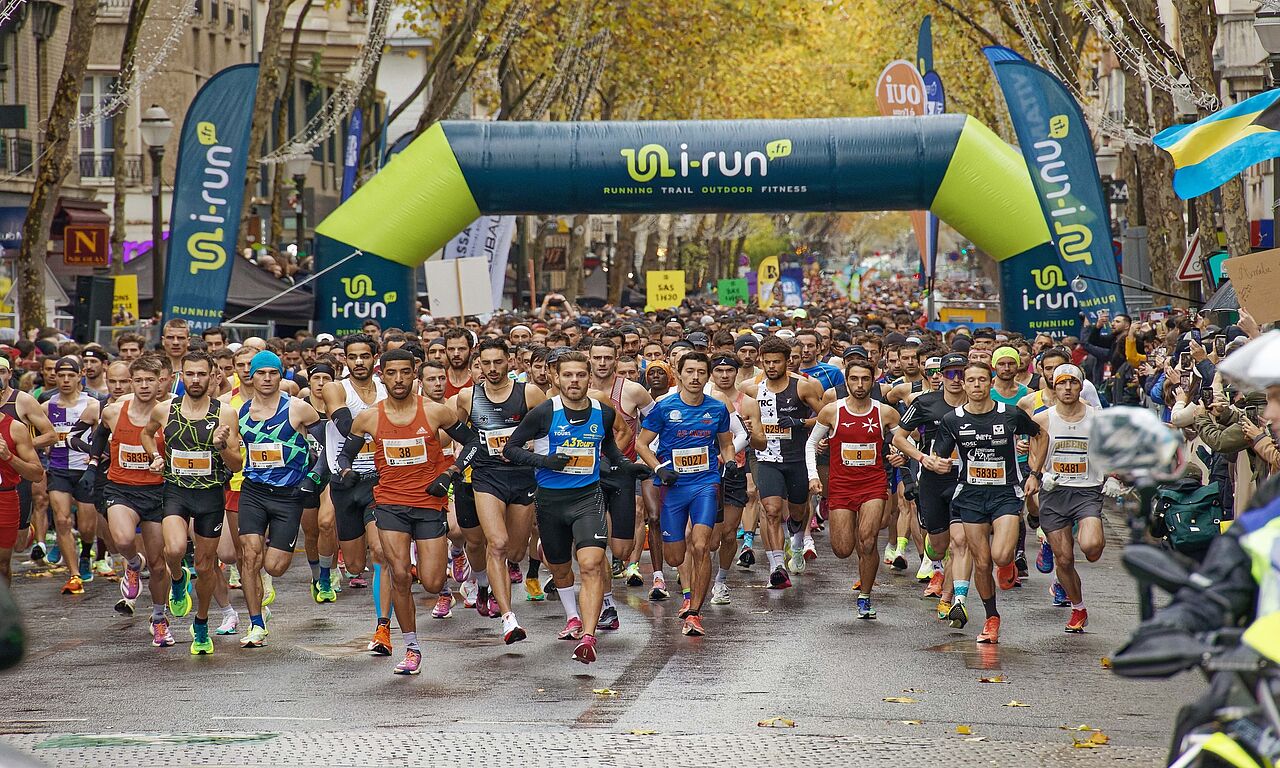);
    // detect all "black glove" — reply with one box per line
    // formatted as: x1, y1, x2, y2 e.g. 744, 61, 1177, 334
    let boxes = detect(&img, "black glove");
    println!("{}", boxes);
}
538, 454, 572, 472
721, 460, 742, 482
299, 472, 320, 495
330, 469, 358, 490
776, 415, 802, 429
427, 470, 456, 497
622, 462, 653, 480
75, 467, 98, 499
656, 466, 679, 487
